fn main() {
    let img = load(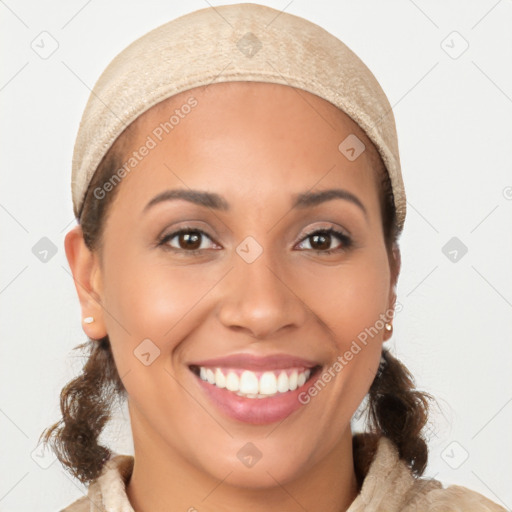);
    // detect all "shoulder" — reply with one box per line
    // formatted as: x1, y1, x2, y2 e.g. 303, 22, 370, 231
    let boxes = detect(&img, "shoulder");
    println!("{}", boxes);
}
402, 479, 507, 512
58, 454, 134, 512
351, 435, 506, 512
59, 495, 91, 512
